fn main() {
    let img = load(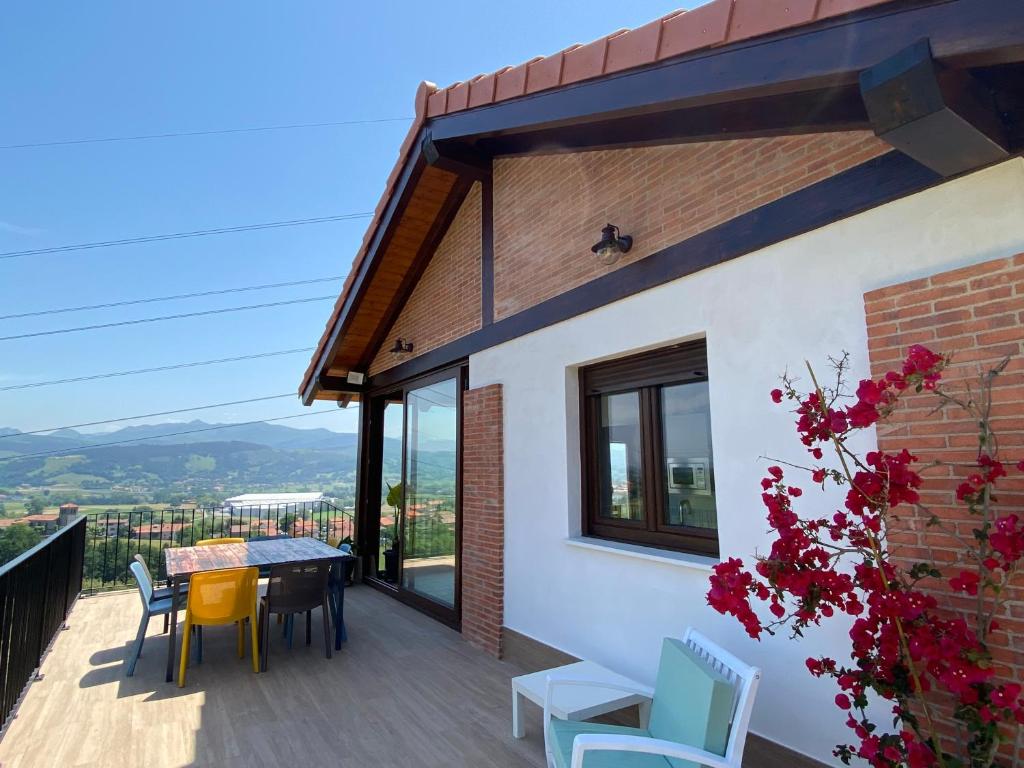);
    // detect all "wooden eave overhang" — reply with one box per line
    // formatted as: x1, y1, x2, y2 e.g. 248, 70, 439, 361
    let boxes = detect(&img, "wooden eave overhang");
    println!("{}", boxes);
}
301, 0, 1024, 405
